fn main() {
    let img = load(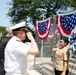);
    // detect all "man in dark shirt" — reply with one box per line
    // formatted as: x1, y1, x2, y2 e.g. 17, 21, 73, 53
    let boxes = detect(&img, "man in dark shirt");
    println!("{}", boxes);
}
0, 39, 1, 43
0, 27, 13, 75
